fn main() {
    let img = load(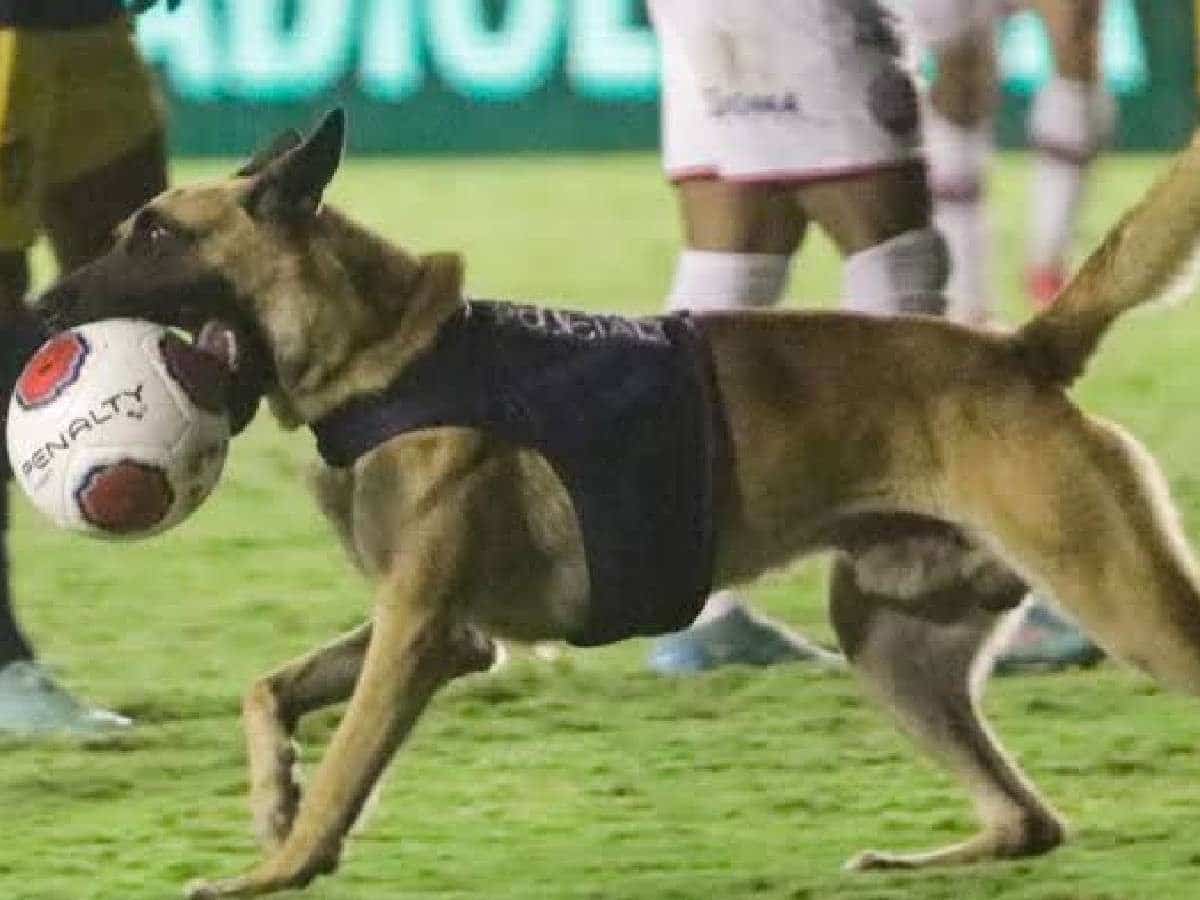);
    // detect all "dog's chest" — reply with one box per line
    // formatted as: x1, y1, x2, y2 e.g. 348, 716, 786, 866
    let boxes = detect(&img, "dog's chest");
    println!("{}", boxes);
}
312, 300, 728, 646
